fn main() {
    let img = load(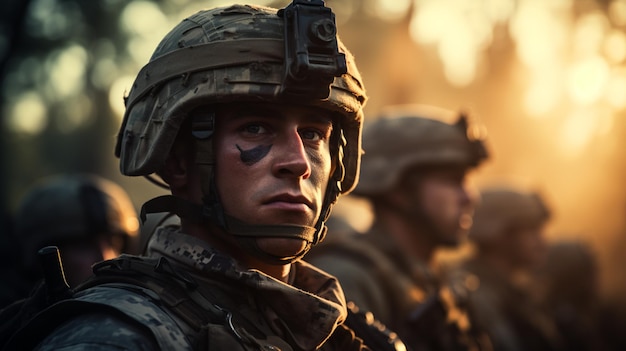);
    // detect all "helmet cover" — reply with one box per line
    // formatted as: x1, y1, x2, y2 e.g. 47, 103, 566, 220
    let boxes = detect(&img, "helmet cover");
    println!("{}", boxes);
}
354, 105, 488, 196
468, 187, 551, 245
15, 174, 140, 269
116, 3, 367, 195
